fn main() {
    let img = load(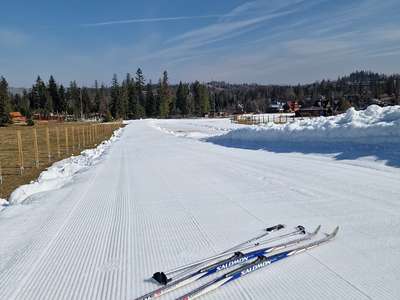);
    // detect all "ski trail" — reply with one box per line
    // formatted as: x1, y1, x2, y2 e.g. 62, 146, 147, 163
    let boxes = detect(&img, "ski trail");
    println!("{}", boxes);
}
0, 120, 399, 299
